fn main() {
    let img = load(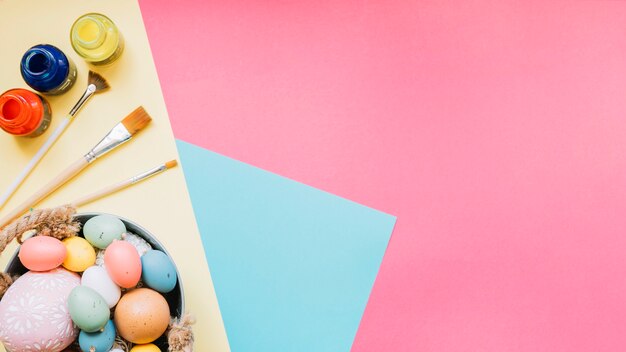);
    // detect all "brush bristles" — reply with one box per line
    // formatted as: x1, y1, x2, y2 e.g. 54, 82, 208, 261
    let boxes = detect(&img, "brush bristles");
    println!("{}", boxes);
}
88, 71, 110, 92
121, 107, 152, 135
165, 160, 178, 169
